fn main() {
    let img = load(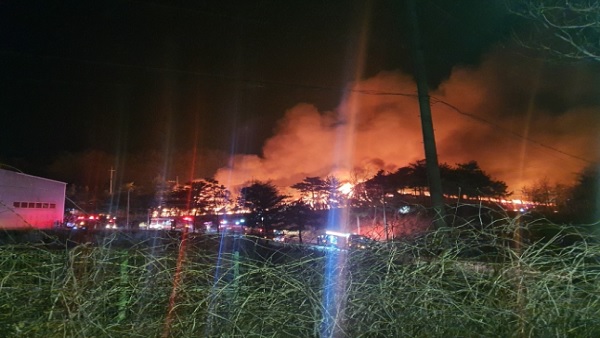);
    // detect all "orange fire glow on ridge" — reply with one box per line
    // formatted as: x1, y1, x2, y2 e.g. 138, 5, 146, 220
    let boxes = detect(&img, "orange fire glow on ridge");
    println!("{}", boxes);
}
215, 51, 600, 199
